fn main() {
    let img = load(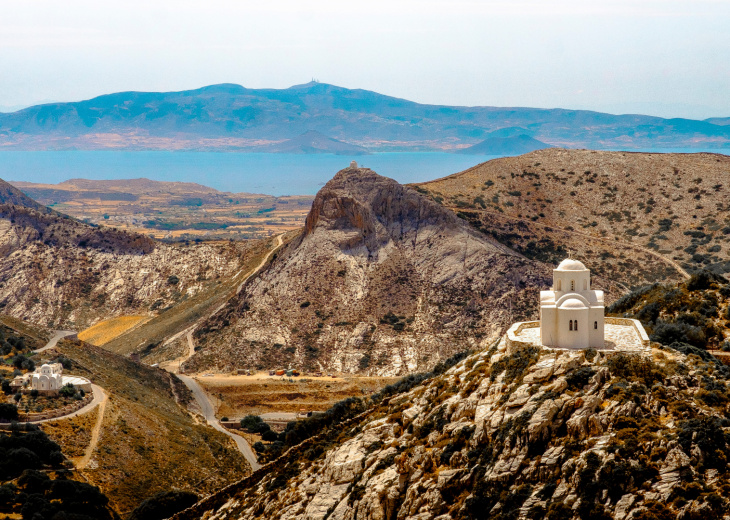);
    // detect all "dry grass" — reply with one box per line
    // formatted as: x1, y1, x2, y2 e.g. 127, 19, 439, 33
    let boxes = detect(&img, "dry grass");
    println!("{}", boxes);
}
78, 316, 150, 346
40, 407, 98, 458
38, 339, 250, 515
415, 149, 730, 276
197, 374, 400, 418
101, 233, 289, 359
